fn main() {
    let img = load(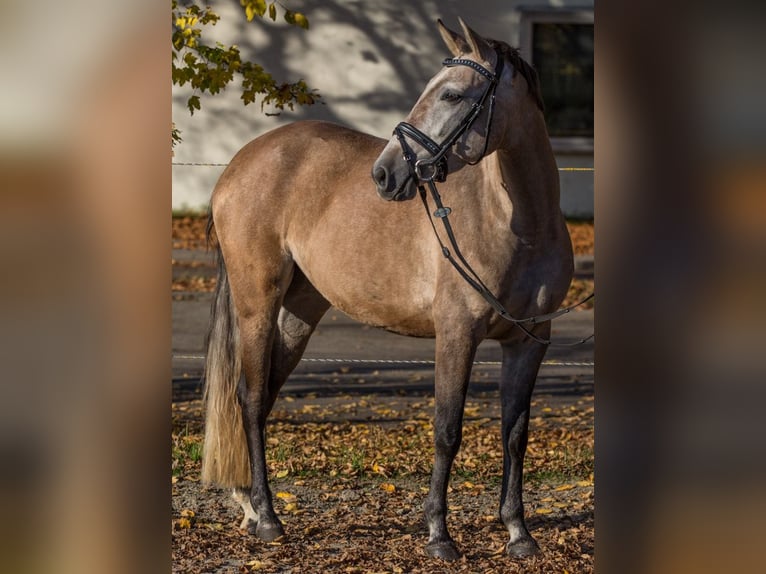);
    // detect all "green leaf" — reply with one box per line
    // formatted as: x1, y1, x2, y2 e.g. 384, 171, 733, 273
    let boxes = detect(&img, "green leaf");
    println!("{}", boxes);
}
187, 95, 201, 115
268, 2, 276, 21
